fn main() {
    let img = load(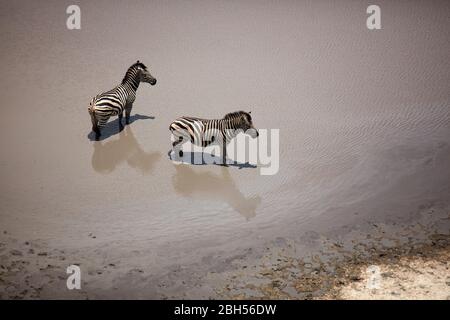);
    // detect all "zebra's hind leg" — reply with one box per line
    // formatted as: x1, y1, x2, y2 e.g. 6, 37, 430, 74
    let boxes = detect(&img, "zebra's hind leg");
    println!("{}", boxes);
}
172, 137, 184, 157
89, 109, 101, 140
